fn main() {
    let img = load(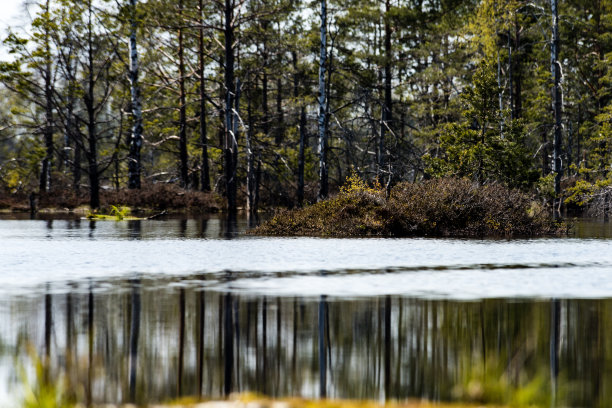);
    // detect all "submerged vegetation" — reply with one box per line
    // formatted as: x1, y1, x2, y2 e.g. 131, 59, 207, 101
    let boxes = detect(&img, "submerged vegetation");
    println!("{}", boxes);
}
252, 176, 563, 237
